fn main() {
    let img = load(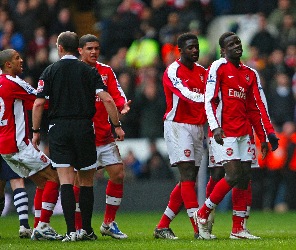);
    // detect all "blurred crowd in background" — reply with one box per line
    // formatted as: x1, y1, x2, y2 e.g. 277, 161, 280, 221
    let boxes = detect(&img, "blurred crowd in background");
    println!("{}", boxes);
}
1, 0, 296, 212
